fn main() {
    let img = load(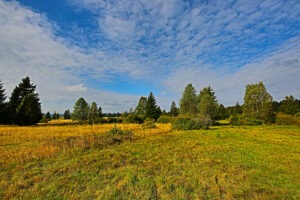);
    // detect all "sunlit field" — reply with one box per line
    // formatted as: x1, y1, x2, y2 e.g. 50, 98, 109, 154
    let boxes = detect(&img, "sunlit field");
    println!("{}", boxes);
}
0, 122, 299, 199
